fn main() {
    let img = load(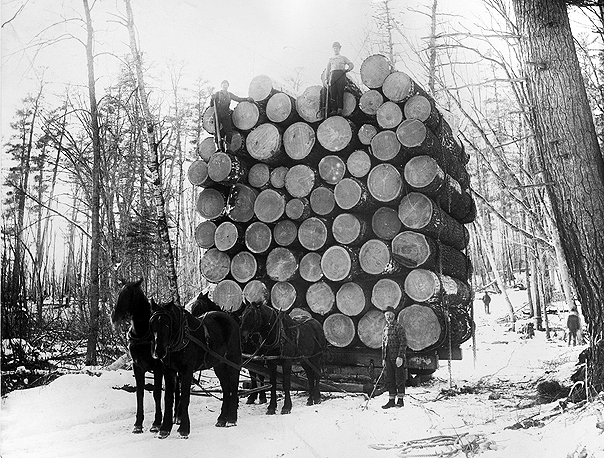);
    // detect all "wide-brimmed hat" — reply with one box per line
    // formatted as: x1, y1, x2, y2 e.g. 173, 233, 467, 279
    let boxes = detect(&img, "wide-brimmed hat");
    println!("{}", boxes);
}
332, 41, 341, 48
